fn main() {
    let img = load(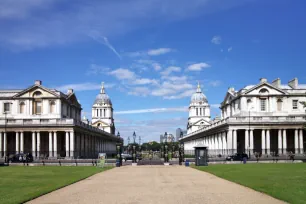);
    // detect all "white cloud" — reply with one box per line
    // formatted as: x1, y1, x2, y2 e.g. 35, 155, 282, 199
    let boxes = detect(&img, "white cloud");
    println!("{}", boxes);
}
56, 82, 114, 92
127, 87, 151, 96
115, 107, 188, 114
211, 35, 222, 45
147, 48, 174, 56
86, 64, 110, 75
164, 89, 194, 99
160, 66, 181, 76
108, 68, 136, 80
228, 47, 232, 52
134, 60, 162, 71
187, 62, 211, 71
152, 63, 162, 71
132, 78, 158, 85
